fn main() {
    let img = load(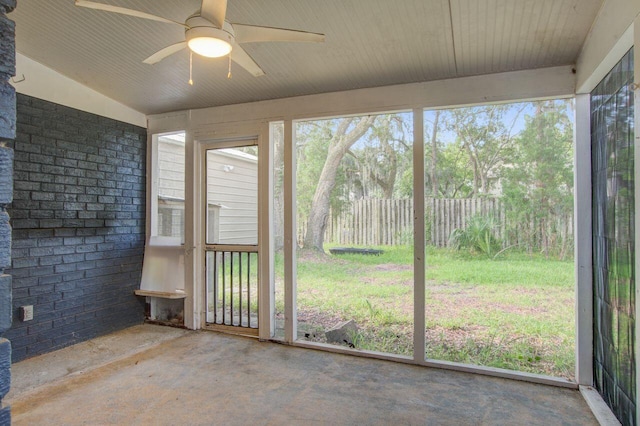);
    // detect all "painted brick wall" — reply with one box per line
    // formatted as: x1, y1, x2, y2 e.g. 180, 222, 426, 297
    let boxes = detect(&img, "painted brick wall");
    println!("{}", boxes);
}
0, 1, 16, 423
5, 94, 146, 362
